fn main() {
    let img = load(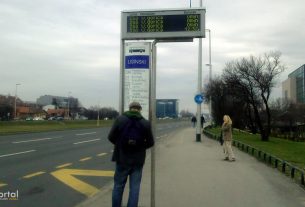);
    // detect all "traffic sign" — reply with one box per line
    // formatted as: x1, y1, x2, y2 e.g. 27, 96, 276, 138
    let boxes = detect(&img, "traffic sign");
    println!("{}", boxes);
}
194, 94, 204, 104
